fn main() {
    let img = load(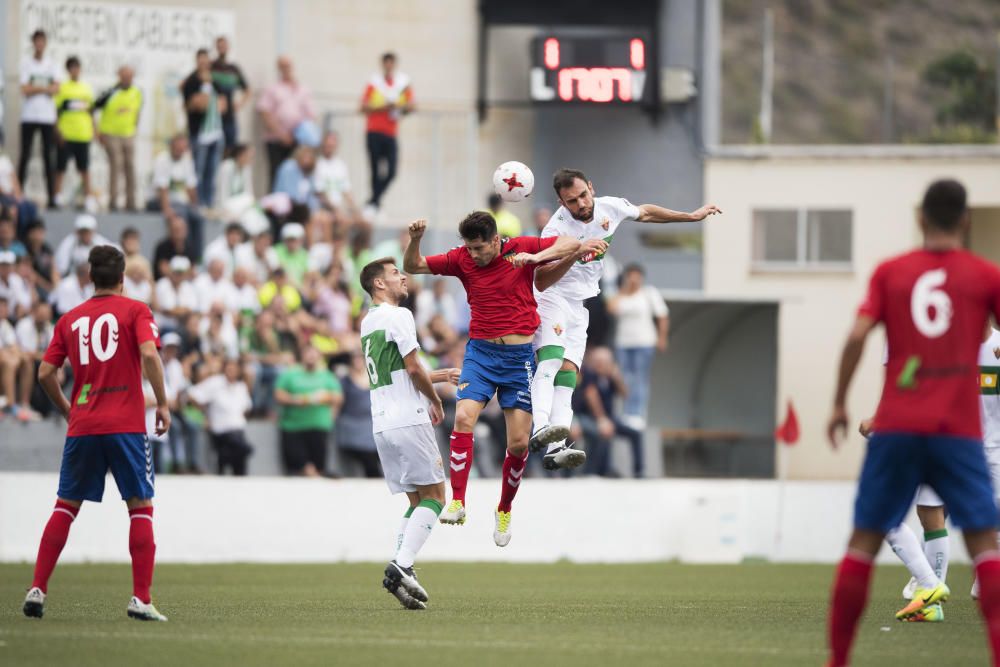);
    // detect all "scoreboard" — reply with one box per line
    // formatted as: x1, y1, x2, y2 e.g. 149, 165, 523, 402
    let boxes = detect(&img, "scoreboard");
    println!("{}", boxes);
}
529, 34, 649, 104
